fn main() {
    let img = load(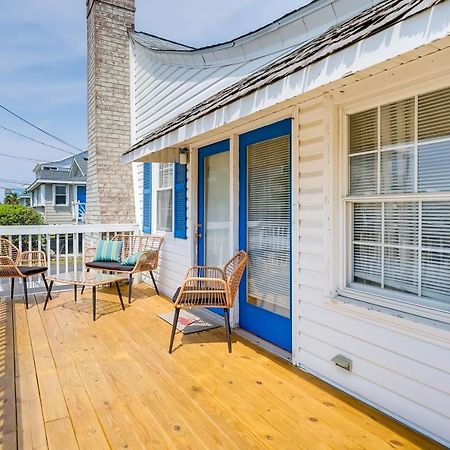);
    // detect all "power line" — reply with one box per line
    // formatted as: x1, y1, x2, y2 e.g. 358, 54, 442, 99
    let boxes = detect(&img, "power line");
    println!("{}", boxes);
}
0, 123, 76, 155
0, 177, 30, 186
0, 152, 45, 164
0, 103, 83, 153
